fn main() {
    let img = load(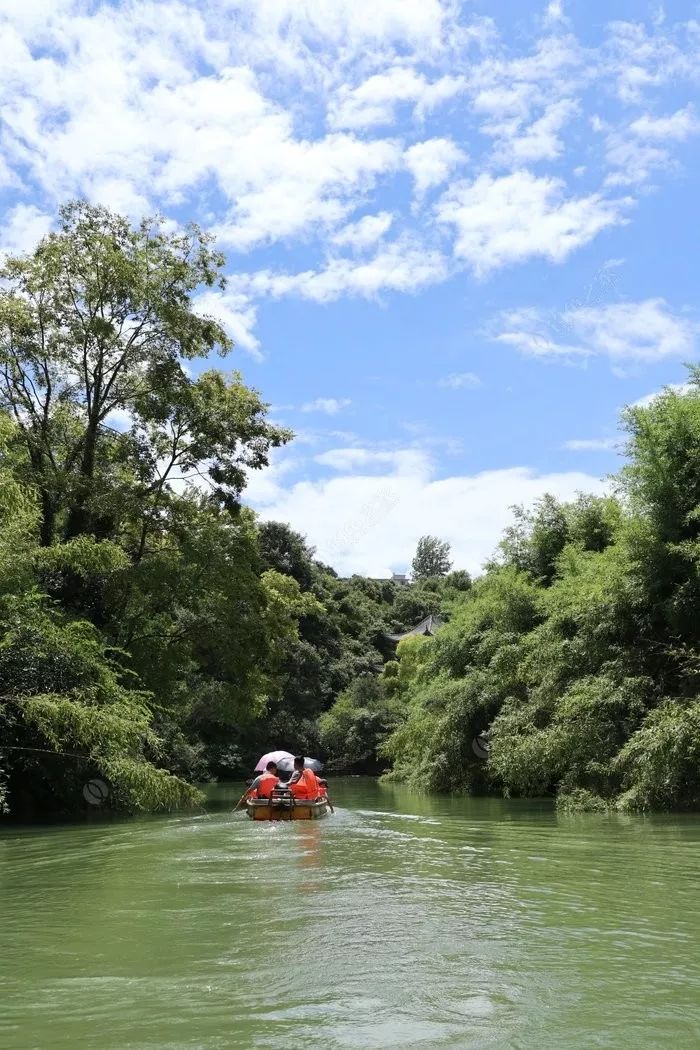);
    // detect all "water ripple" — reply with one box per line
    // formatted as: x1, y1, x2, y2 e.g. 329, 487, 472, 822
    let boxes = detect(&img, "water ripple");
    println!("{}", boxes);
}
1, 780, 700, 1048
